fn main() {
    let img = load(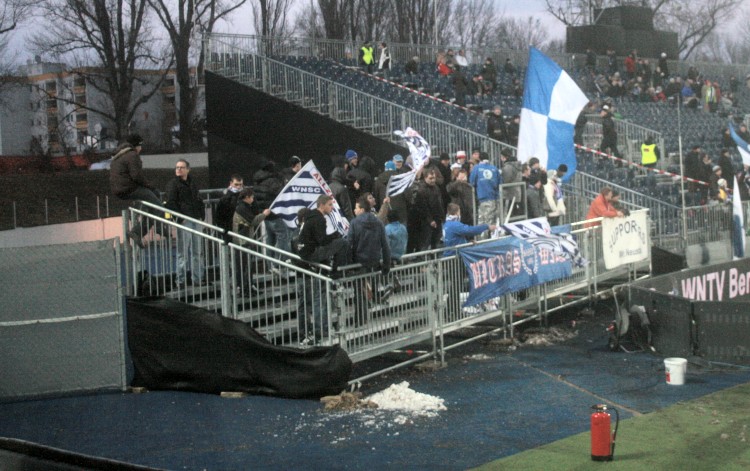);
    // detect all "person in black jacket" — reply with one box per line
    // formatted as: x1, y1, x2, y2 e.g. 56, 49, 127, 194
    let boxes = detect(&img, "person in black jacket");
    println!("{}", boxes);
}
297, 195, 350, 274
166, 159, 207, 287
409, 169, 444, 252
452, 64, 469, 107
599, 105, 620, 157
487, 105, 508, 143
347, 196, 391, 326
214, 174, 244, 243
253, 160, 290, 272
